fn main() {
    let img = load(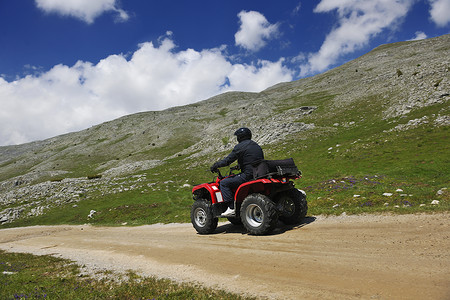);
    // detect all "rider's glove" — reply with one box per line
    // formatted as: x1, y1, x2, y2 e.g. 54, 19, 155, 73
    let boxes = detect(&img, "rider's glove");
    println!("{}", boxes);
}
210, 163, 219, 173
